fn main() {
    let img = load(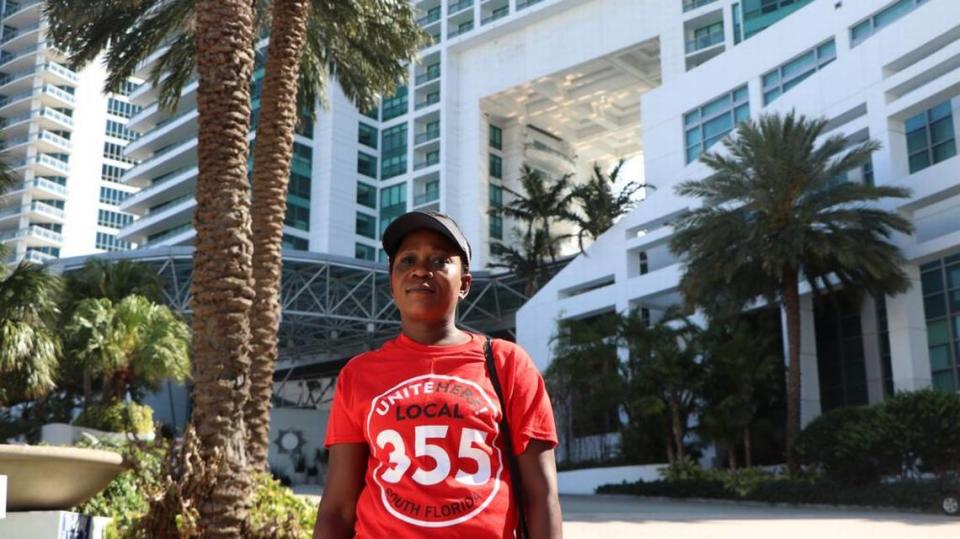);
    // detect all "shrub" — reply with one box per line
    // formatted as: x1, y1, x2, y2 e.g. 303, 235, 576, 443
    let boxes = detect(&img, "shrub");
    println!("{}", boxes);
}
74, 402, 154, 434
883, 389, 960, 474
248, 473, 317, 538
794, 405, 897, 485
